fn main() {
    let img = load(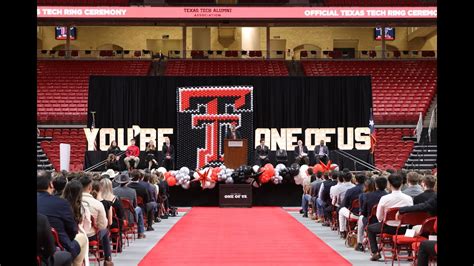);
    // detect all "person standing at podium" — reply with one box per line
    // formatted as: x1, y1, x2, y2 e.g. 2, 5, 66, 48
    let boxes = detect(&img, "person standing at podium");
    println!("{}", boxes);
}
255, 139, 270, 166
294, 139, 309, 165
226, 123, 242, 140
